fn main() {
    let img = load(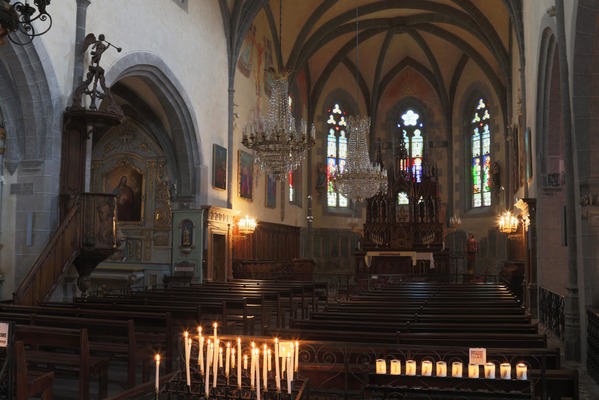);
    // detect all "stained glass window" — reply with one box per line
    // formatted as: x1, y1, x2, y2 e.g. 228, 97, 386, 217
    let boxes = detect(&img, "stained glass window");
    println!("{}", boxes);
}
397, 109, 425, 182
326, 103, 348, 208
471, 98, 492, 207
